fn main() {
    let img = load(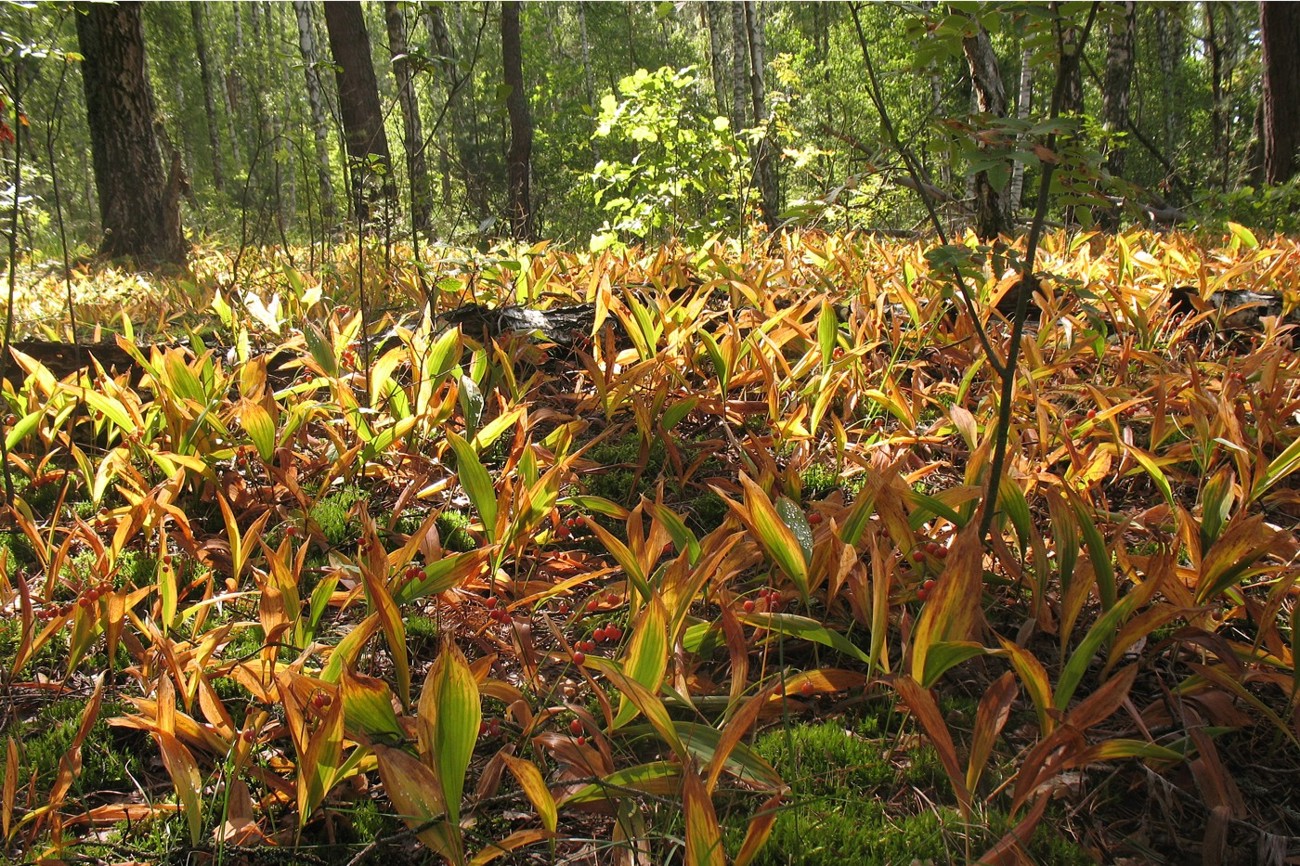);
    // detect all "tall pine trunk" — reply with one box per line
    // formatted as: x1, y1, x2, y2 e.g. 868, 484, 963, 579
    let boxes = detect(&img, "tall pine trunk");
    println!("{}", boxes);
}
75, 1, 185, 263
729, 2, 748, 132
743, 1, 778, 228
961, 23, 1009, 240
322, 1, 392, 223
1261, 2, 1300, 184
189, 1, 224, 192
502, 1, 533, 240
384, 1, 432, 234
292, 0, 337, 224
1101, 2, 1136, 181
